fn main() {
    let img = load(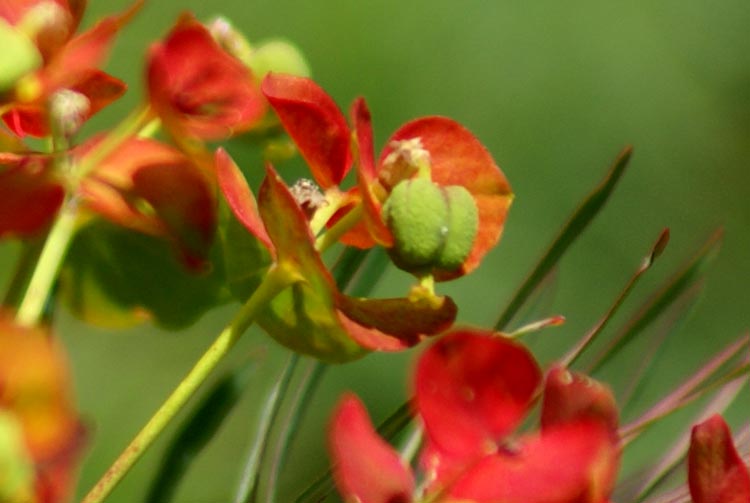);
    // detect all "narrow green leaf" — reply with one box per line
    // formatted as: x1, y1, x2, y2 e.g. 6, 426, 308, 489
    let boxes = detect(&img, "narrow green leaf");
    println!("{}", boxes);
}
560, 228, 670, 368
618, 280, 704, 413
233, 354, 299, 503
146, 361, 257, 503
586, 228, 723, 373
495, 146, 632, 331
222, 212, 274, 301
254, 358, 327, 503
